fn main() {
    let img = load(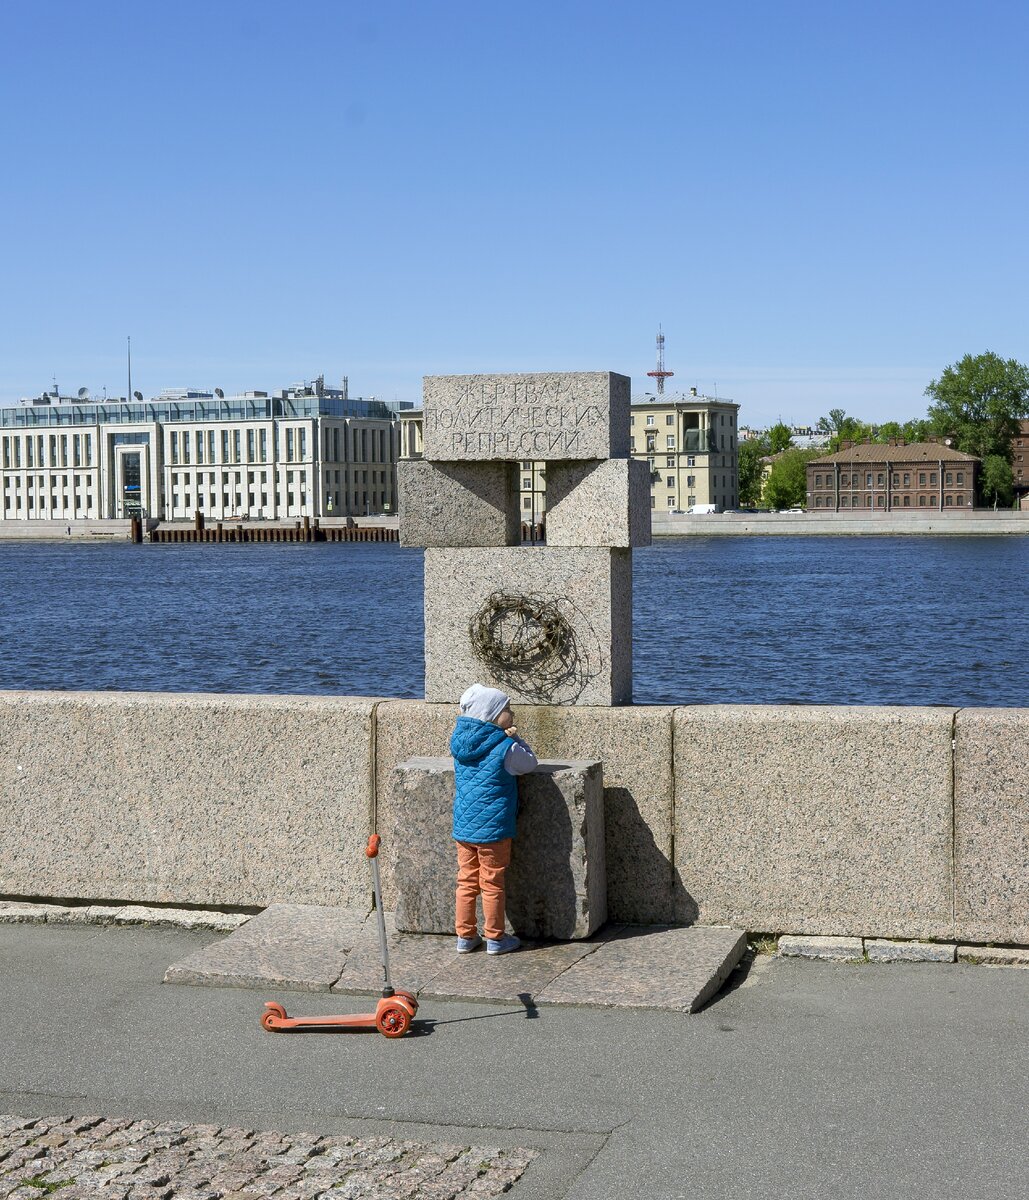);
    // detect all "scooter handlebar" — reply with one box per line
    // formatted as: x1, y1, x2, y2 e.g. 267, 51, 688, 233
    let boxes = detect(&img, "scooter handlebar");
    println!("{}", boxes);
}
366, 834, 381, 858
